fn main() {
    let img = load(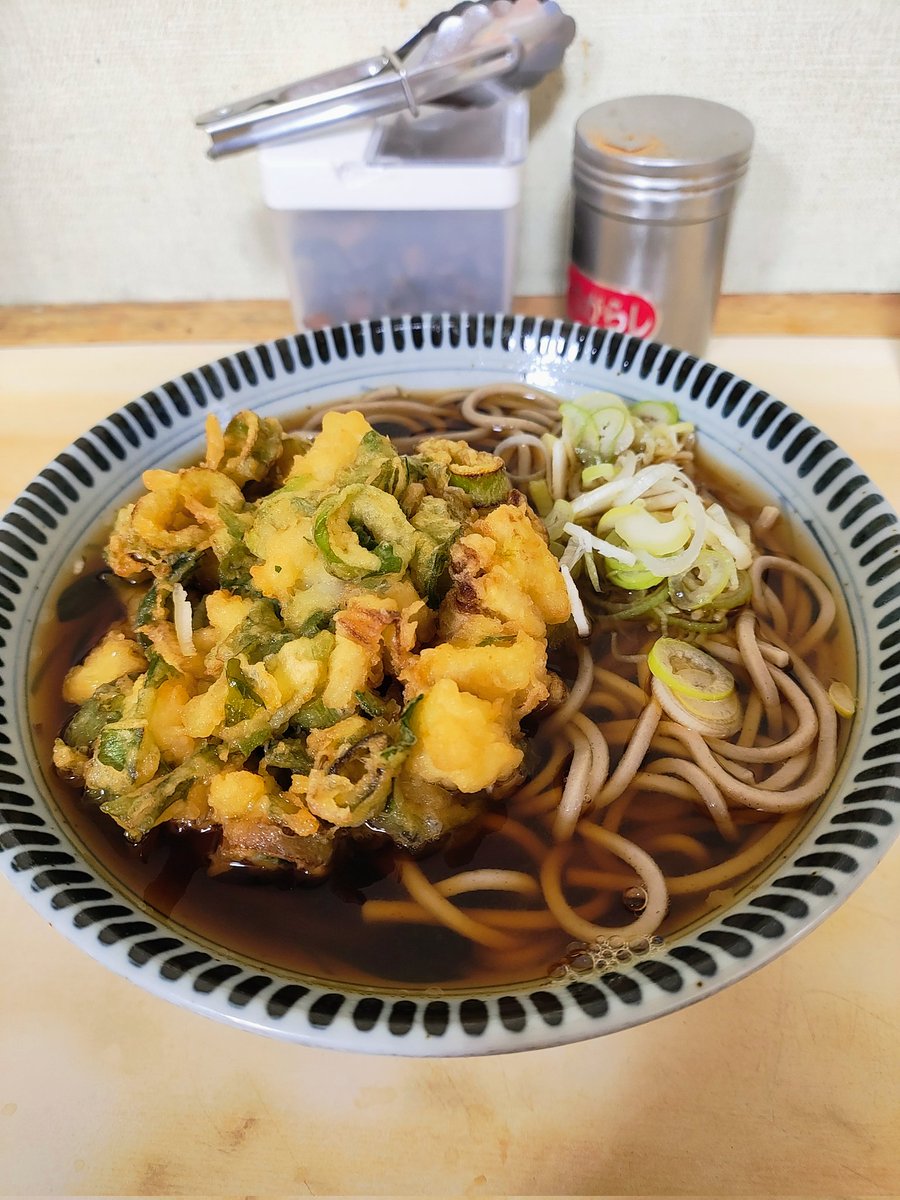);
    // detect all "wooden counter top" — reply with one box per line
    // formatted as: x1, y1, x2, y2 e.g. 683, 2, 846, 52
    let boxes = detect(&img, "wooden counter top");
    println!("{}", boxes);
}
0, 307, 898, 1197
2, 293, 899, 345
